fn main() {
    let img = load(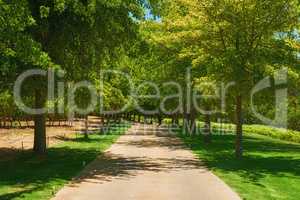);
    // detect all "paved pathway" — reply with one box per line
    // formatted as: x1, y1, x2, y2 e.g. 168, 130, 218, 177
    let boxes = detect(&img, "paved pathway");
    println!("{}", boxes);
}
53, 124, 241, 200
